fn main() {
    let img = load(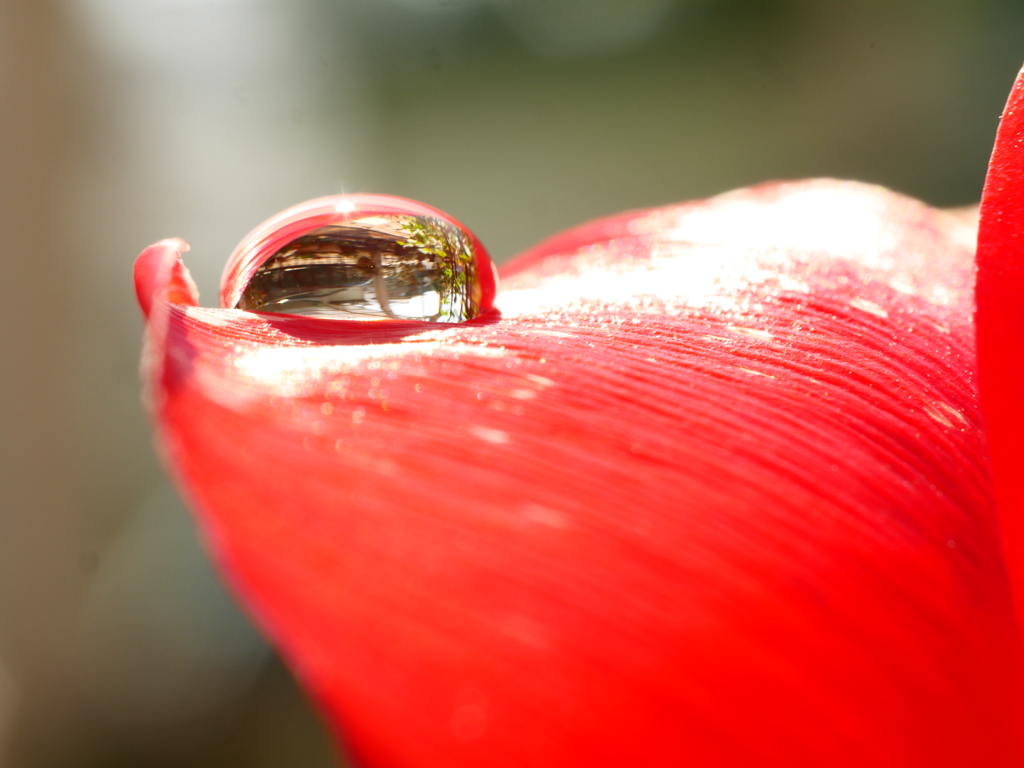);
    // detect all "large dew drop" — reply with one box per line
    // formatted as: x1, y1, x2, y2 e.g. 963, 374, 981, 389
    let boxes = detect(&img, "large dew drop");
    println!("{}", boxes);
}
236, 214, 485, 322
